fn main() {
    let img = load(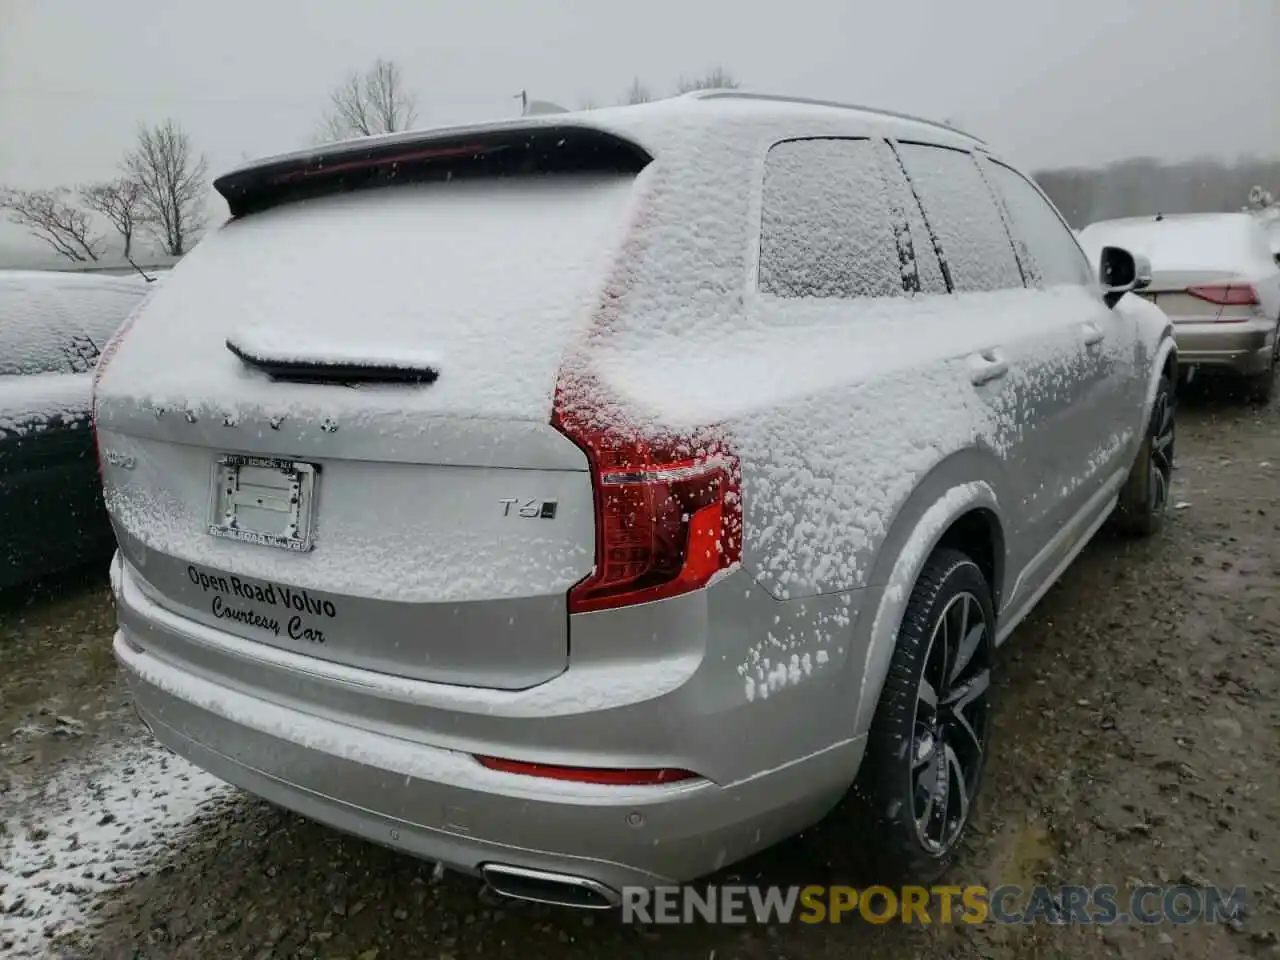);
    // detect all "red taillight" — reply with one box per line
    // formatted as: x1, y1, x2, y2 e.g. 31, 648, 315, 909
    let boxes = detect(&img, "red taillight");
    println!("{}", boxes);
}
552, 392, 742, 614
475, 755, 698, 785
1186, 283, 1259, 308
